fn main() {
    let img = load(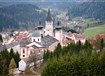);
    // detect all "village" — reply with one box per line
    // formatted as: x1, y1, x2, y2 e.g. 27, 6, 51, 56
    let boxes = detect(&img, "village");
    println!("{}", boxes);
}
1, 9, 105, 76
